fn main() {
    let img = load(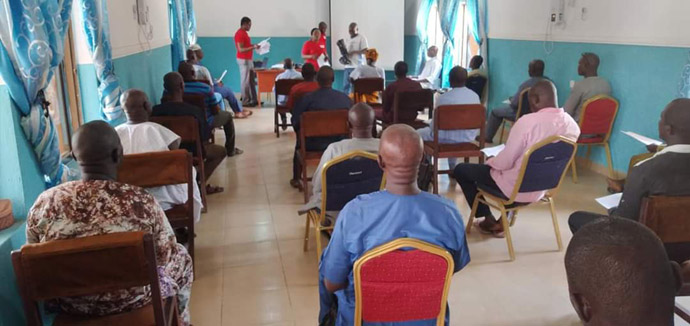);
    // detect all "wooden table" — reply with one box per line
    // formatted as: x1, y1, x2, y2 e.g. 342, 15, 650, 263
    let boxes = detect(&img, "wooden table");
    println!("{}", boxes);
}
256, 69, 300, 107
